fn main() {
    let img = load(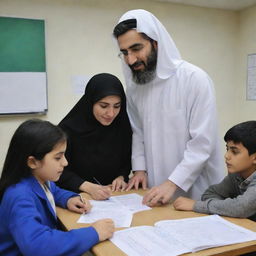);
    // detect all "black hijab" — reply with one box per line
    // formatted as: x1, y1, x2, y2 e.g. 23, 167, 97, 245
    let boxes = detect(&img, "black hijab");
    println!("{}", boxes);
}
56, 73, 132, 192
